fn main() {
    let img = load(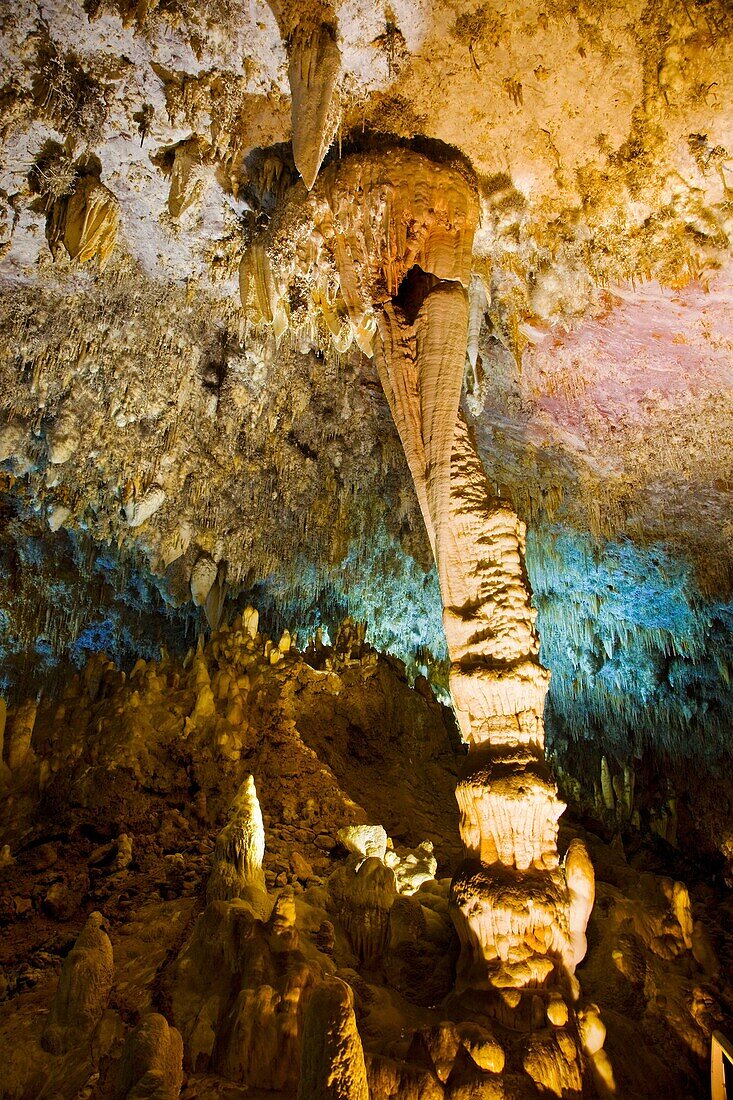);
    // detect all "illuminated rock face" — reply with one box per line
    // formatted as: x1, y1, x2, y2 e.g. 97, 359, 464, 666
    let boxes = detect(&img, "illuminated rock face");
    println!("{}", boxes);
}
319, 147, 594, 1020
